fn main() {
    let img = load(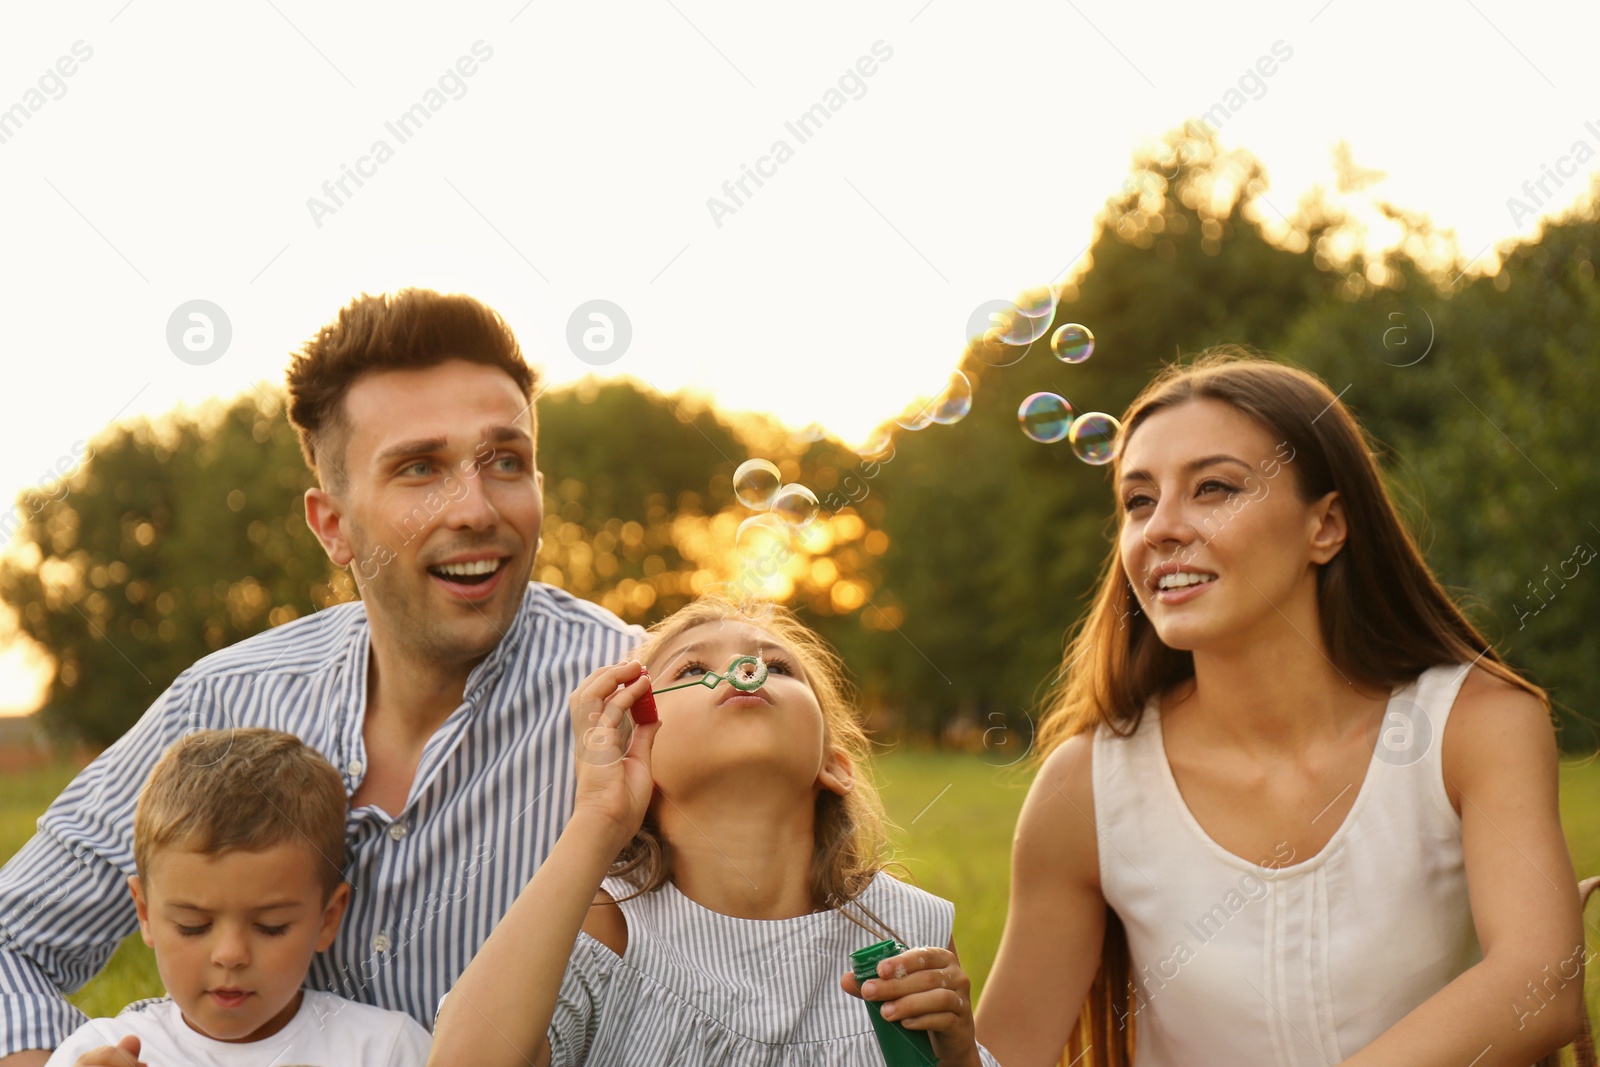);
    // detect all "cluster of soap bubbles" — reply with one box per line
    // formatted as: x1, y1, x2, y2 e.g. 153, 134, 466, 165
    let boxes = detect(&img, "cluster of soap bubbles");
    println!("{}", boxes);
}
731, 459, 819, 562
963, 289, 1122, 466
